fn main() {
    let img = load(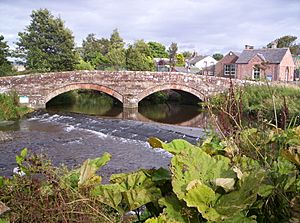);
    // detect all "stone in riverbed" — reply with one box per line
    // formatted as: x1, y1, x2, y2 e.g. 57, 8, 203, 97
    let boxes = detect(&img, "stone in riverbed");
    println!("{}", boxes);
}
0, 131, 12, 142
